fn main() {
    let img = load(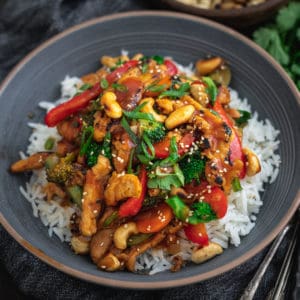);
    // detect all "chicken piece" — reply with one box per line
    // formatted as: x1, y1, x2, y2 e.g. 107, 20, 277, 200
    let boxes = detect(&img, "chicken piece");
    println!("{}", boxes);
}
43, 182, 66, 202
80, 155, 111, 236
92, 155, 112, 180
10, 152, 49, 173
81, 73, 100, 86
71, 235, 91, 255
57, 117, 81, 142
93, 111, 111, 143
104, 172, 142, 206
111, 126, 134, 173
56, 139, 77, 156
